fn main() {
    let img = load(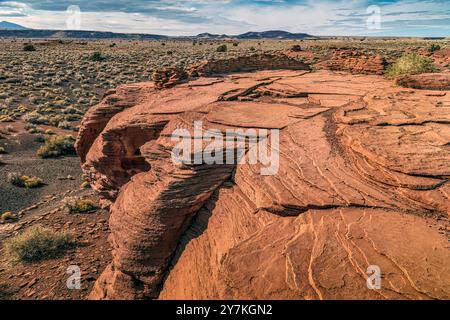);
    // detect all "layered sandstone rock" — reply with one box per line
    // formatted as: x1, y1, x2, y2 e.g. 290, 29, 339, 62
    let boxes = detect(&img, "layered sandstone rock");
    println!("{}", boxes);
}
76, 69, 450, 300
396, 72, 450, 90
316, 50, 387, 75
